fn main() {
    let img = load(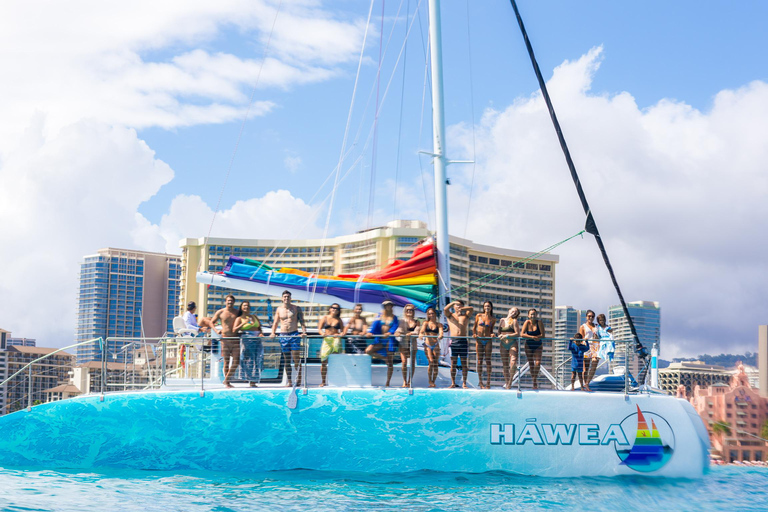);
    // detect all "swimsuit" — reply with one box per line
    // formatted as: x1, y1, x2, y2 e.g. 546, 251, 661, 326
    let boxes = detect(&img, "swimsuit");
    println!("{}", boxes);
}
423, 324, 440, 350
581, 323, 599, 358
476, 316, 494, 345
321, 319, 343, 331
320, 336, 343, 361
499, 322, 518, 350
524, 322, 543, 351
278, 331, 302, 353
